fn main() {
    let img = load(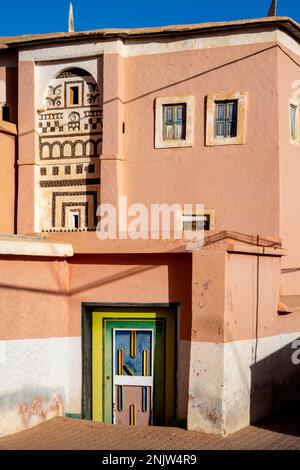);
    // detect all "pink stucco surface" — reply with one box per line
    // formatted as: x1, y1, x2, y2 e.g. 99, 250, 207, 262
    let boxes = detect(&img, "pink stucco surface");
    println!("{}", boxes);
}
0, 243, 291, 344
2, 19, 300, 437
17, 60, 36, 235
0, 257, 69, 340
277, 45, 300, 294
68, 253, 192, 338
0, 30, 299, 344
0, 128, 15, 233
121, 43, 280, 236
